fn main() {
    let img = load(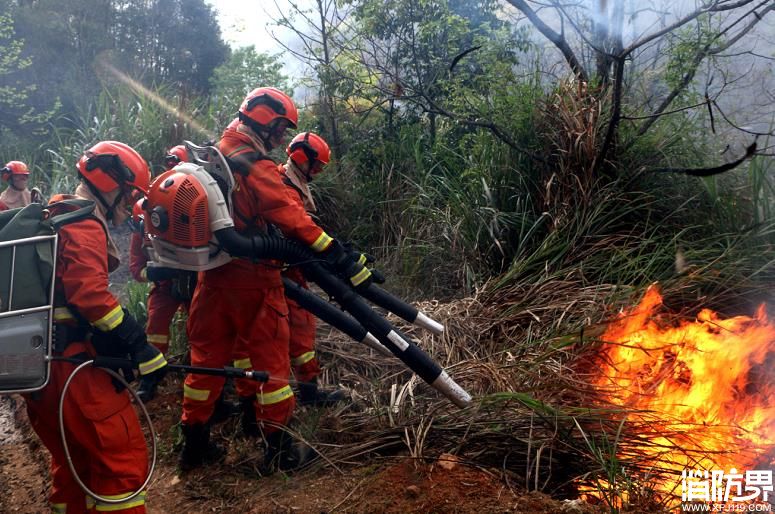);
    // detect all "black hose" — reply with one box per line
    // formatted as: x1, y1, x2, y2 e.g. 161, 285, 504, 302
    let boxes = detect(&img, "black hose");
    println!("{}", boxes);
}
282, 277, 369, 343
212, 227, 470, 407
359, 284, 418, 323
301, 262, 443, 383
213, 227, 312, 264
